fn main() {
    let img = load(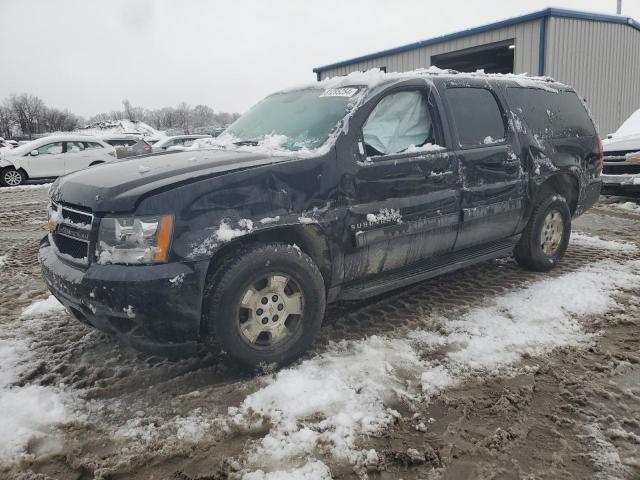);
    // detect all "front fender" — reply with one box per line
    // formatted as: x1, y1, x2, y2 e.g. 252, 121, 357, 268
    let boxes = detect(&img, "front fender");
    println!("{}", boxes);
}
175, 208, 334, 262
